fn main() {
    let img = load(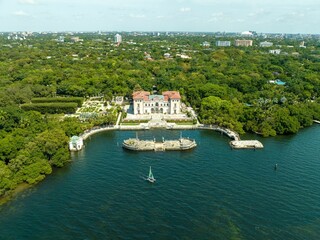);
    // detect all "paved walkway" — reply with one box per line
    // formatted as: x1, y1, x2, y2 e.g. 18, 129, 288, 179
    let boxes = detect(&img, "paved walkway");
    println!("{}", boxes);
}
115, 112, 122, 127
198, 124, 240, 141
148, 114, 167, 128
